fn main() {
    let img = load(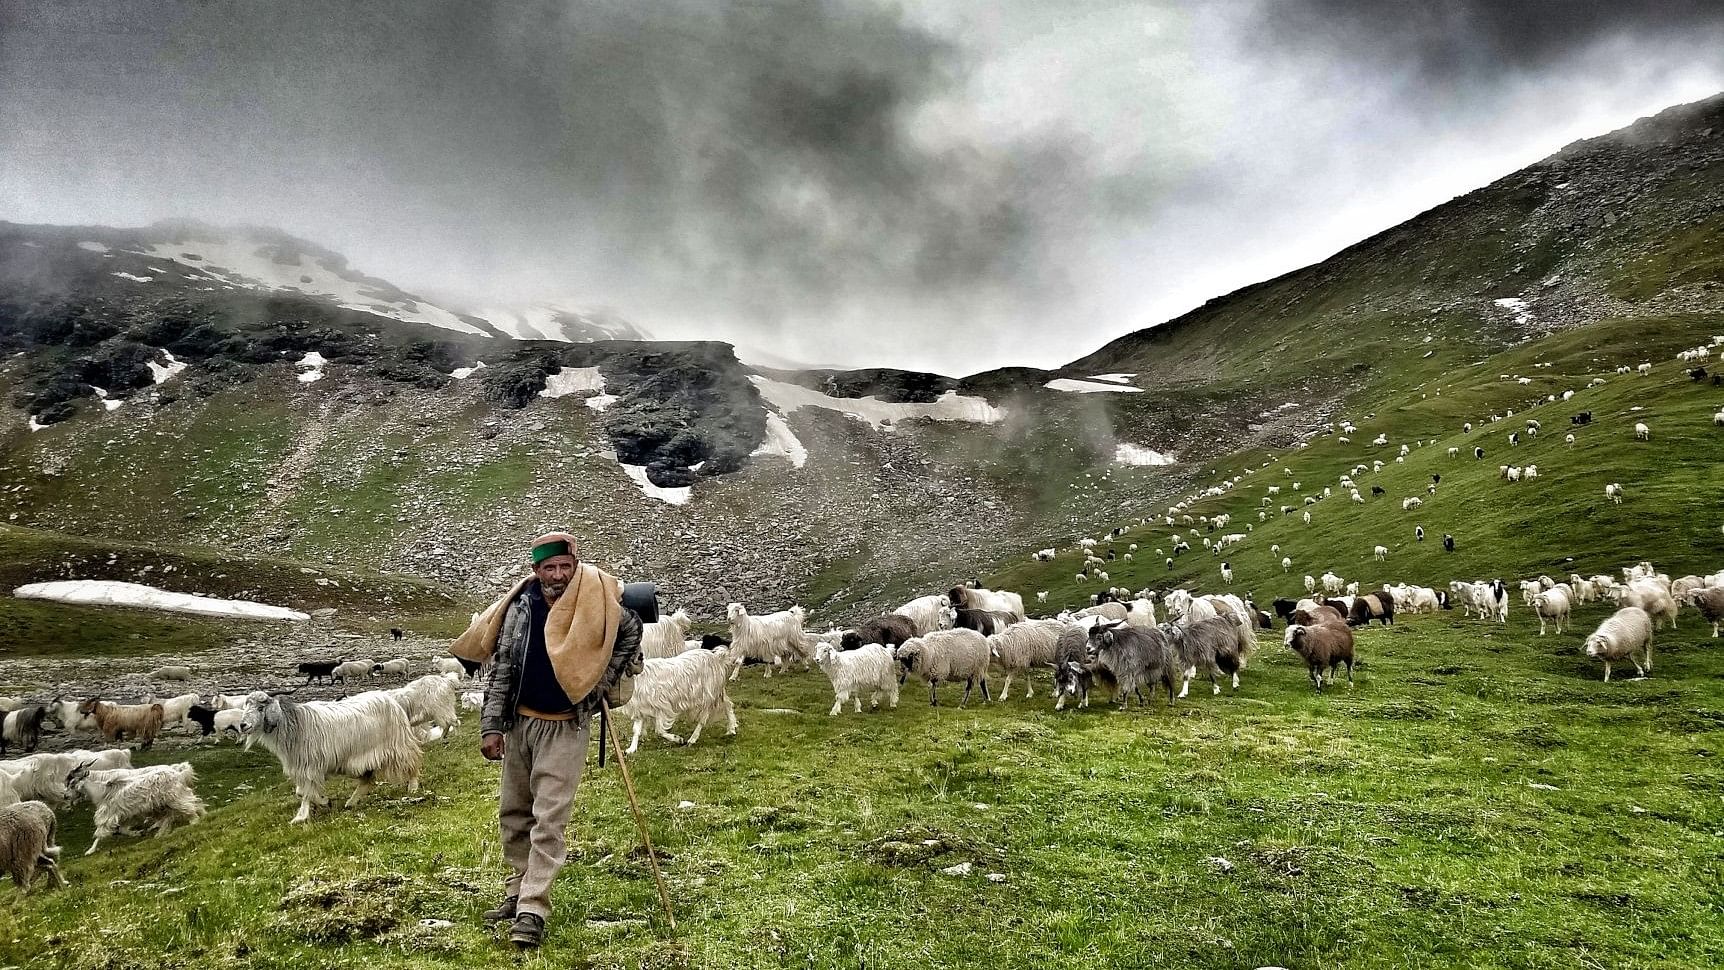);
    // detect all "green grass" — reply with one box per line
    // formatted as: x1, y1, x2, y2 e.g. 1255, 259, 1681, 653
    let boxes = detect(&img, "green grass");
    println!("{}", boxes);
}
0, 598, 228, 661
993, 313, 1724, 613
5, 603, 1723, 969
